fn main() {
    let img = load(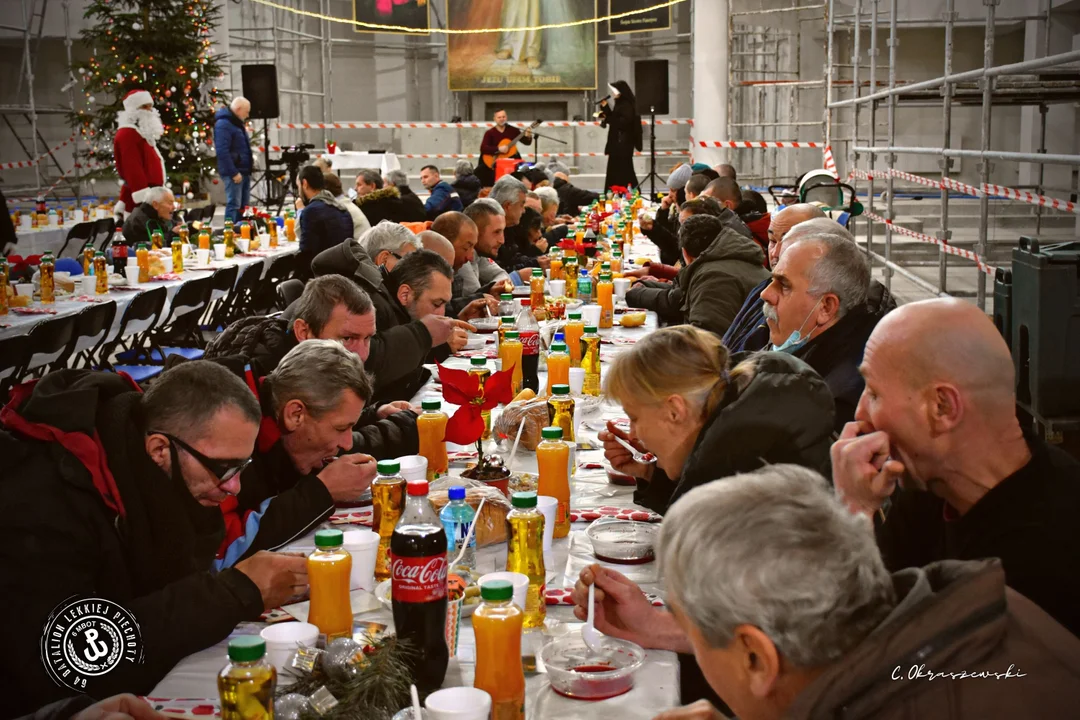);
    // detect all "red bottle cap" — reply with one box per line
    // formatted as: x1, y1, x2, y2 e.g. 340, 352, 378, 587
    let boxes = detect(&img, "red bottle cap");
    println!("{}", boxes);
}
406, 480, 429, 496
520, 299, 531, 307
